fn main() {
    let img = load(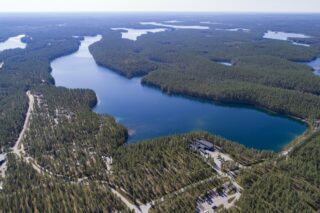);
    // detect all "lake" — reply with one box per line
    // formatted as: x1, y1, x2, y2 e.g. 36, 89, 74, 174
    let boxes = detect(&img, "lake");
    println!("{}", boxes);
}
51, 35, 307, 151
0, 34, 26, 51
263, 30, 311, 46
212, 60, 233, 66
111, 28, 167, 41
216, 28, 250, 32
140, 22, 210, 29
